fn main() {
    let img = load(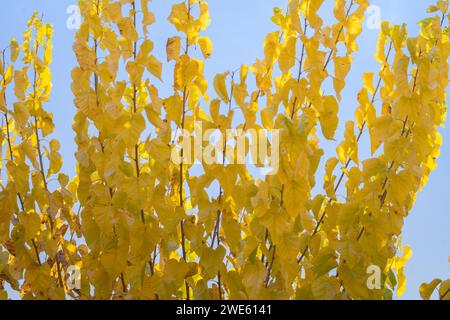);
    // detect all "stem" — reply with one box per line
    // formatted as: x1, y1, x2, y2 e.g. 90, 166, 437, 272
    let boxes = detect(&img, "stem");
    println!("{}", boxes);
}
131, 1, 145, 224
30, 20, 64, 288
2, 53, 42, 266
179, 2, 192, 301
303, 0, 356, 113
34, 117, 49, 190
357, 19, 445, 243
357, 64, 419, 241
212, 75, 235, 299
91, 0, 127, 295
290, 16, 308, 119
296, 0, 359, 265
264, 246, 276, 288
334, 42, 394, 194
120, 273, 128, 293
31, 239, 42, 265
440, 288, 450, 300
323, 0, 354, 72
32, 38, 51, 213
264, 185, 283, 287
261, 229, 269, 265
218, 271, 223, 300
212, 74, 235, 247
